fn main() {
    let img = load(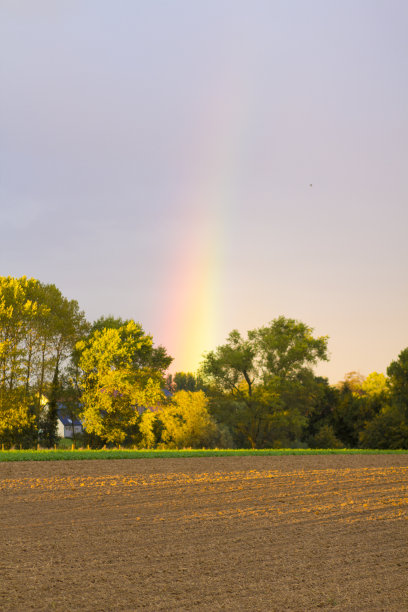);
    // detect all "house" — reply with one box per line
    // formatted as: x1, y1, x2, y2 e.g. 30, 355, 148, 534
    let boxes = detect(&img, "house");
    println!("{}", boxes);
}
57, 406, 83, 439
